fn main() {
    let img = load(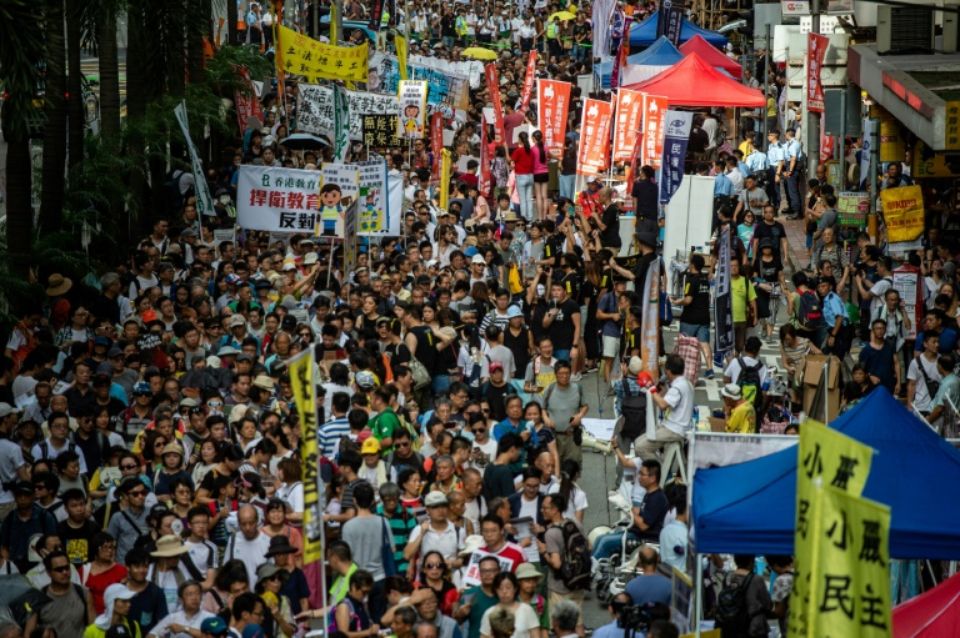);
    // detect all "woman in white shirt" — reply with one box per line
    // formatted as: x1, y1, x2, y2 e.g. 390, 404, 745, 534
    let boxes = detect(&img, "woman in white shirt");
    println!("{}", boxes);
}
274, 457, 304, 525
547, 459, 588, 524
480, 572, 541, 638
